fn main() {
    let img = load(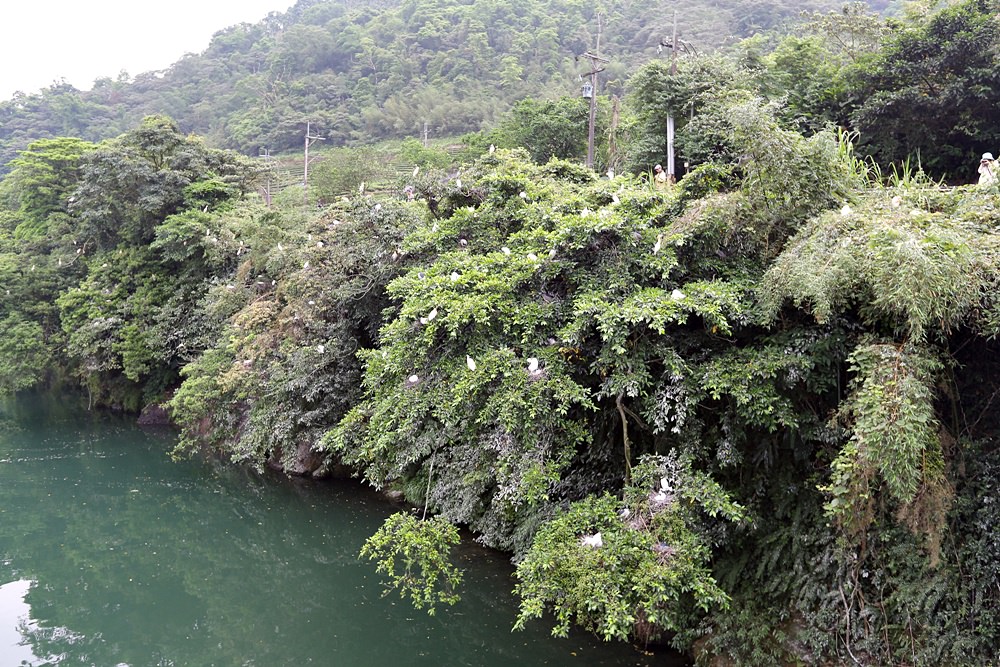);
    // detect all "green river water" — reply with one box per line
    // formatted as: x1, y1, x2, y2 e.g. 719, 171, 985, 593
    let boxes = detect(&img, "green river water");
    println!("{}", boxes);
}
0, 395, 687, 666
